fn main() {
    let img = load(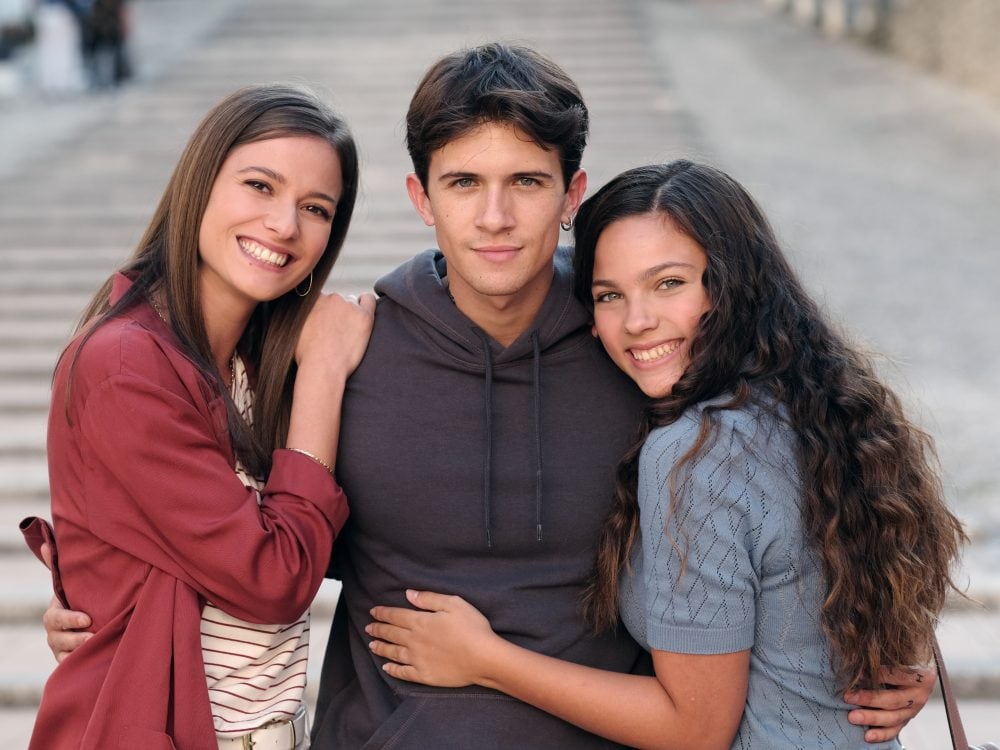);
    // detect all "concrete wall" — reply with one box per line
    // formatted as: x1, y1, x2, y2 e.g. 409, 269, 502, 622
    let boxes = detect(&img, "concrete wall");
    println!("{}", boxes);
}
764, 0, 1000, 100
